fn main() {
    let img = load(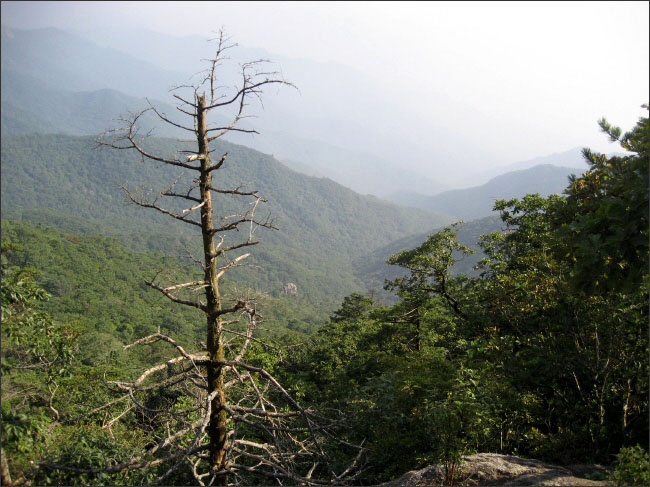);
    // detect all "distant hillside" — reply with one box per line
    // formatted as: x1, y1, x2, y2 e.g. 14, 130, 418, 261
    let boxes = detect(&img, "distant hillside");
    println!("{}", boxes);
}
1, 134, 452, 304
1, 66, 447, 197
1, 24, 449, 198
229, 129, 450, 197
385, 164, 582, 222
452, 148, 588, 188
0, 24, 182, 99
500, 148, 587, 172
1, 69, 183, 137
